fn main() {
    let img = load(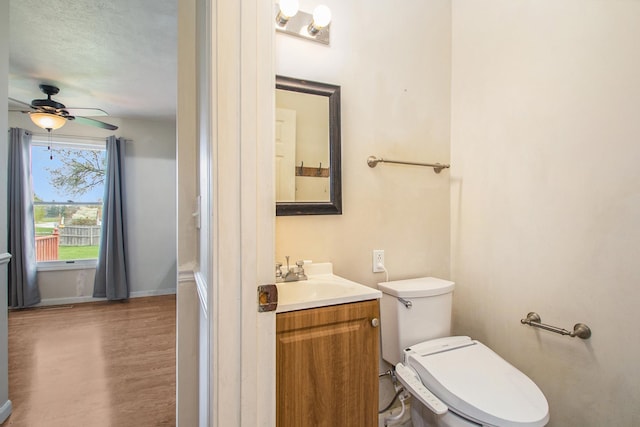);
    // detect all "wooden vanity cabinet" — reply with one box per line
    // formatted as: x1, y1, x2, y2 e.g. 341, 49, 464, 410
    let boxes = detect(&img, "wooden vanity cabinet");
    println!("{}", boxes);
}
276, 299, 380, 427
